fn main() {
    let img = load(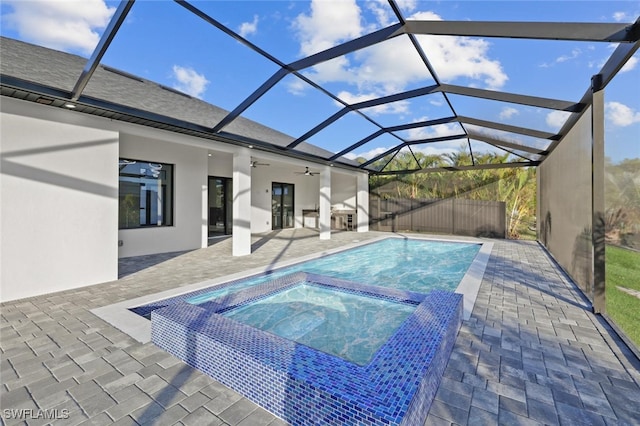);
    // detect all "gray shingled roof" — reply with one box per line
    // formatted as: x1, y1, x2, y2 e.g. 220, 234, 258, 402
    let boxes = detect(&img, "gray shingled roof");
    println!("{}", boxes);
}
0, 36, 357, 166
